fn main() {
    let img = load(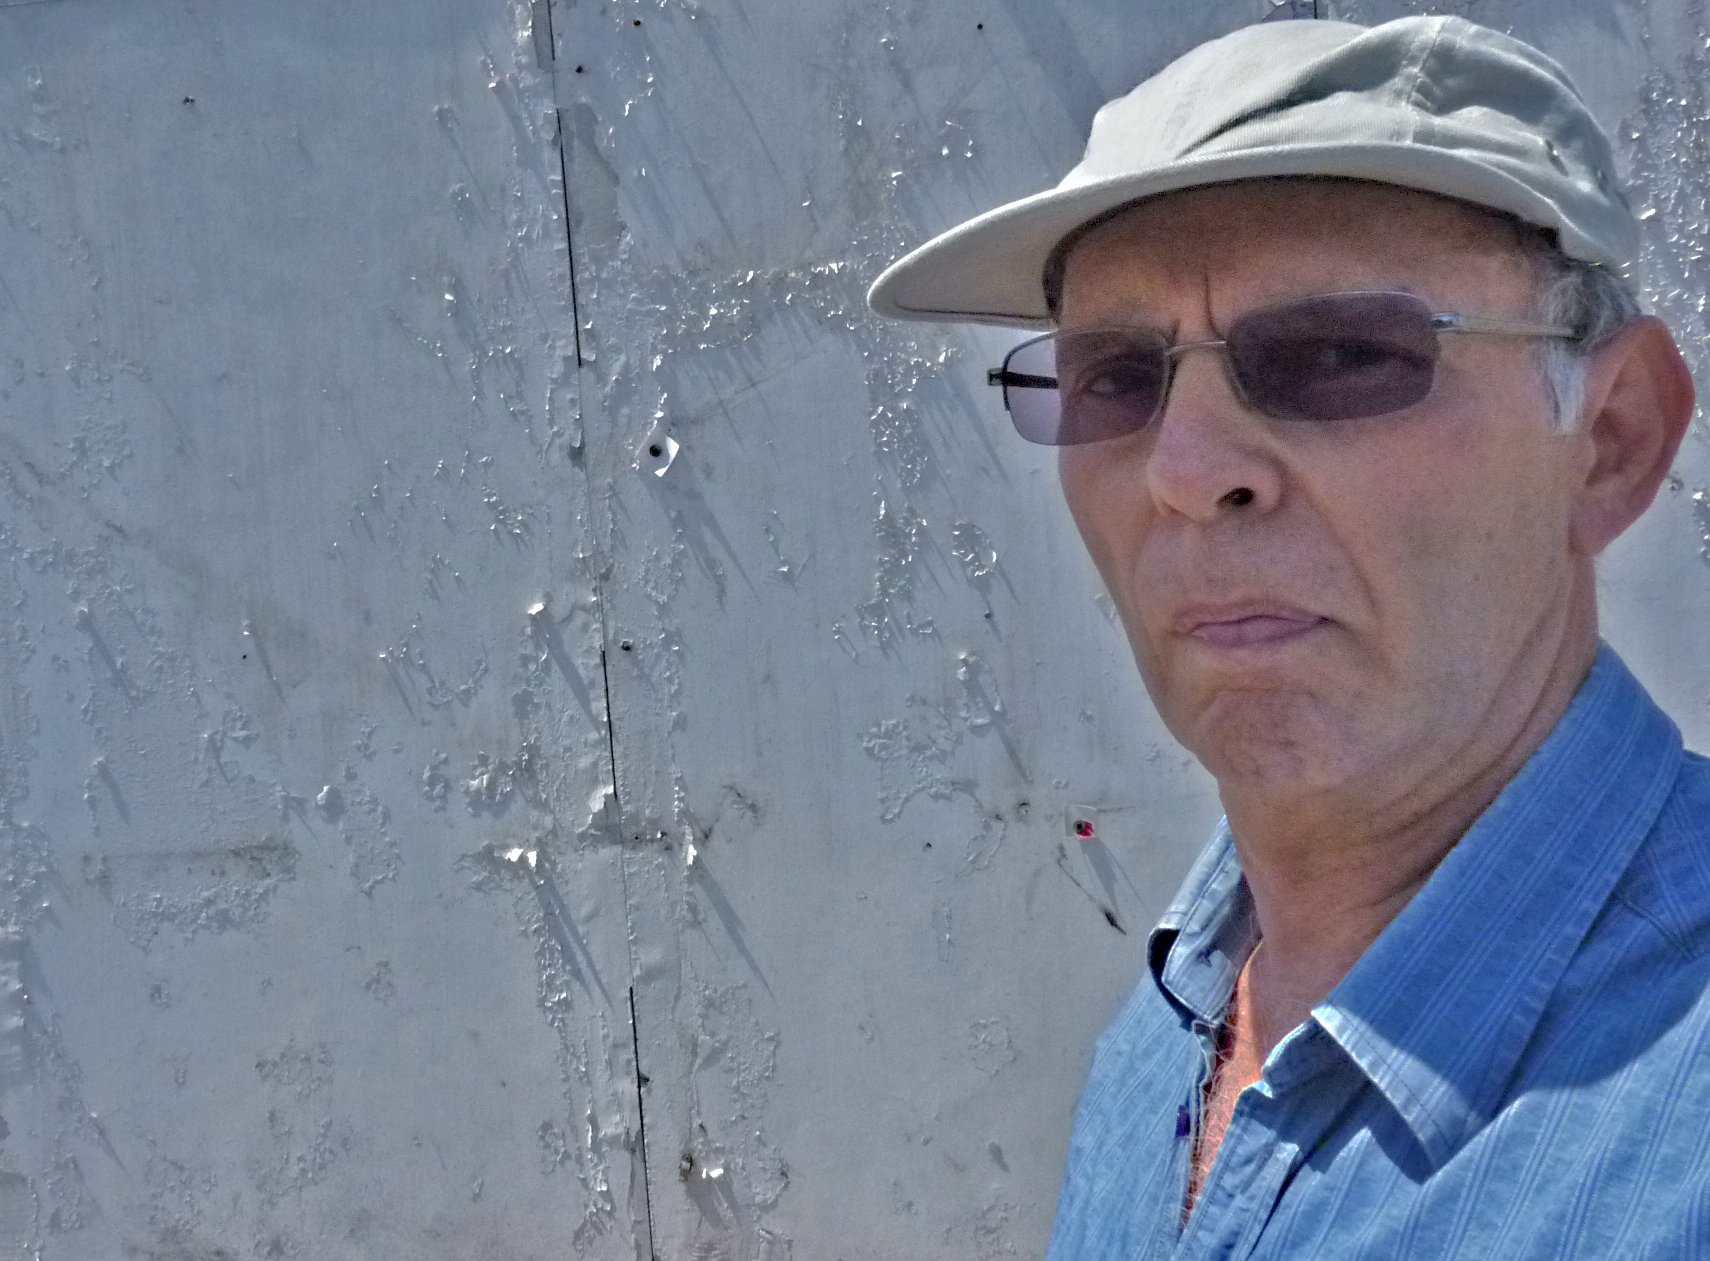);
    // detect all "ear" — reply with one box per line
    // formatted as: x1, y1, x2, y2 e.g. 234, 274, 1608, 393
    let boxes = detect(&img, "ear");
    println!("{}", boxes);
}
1567, 316, 1696, 557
